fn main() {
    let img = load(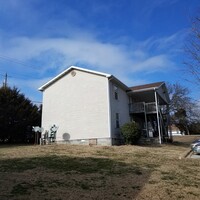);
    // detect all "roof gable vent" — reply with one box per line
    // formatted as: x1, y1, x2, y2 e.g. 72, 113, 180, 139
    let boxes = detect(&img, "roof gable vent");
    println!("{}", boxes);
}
71, 70, 76, 77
